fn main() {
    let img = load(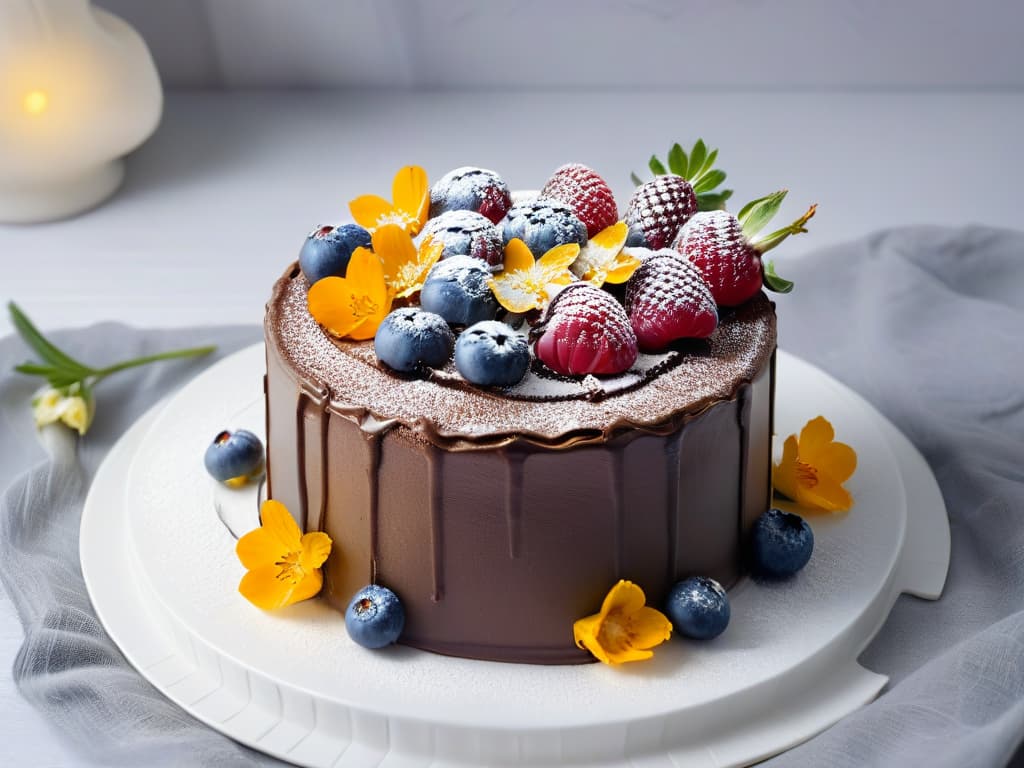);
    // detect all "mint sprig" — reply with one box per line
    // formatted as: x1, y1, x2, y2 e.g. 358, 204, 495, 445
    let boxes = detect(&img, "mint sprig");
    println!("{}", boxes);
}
9, 301, 216, 419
